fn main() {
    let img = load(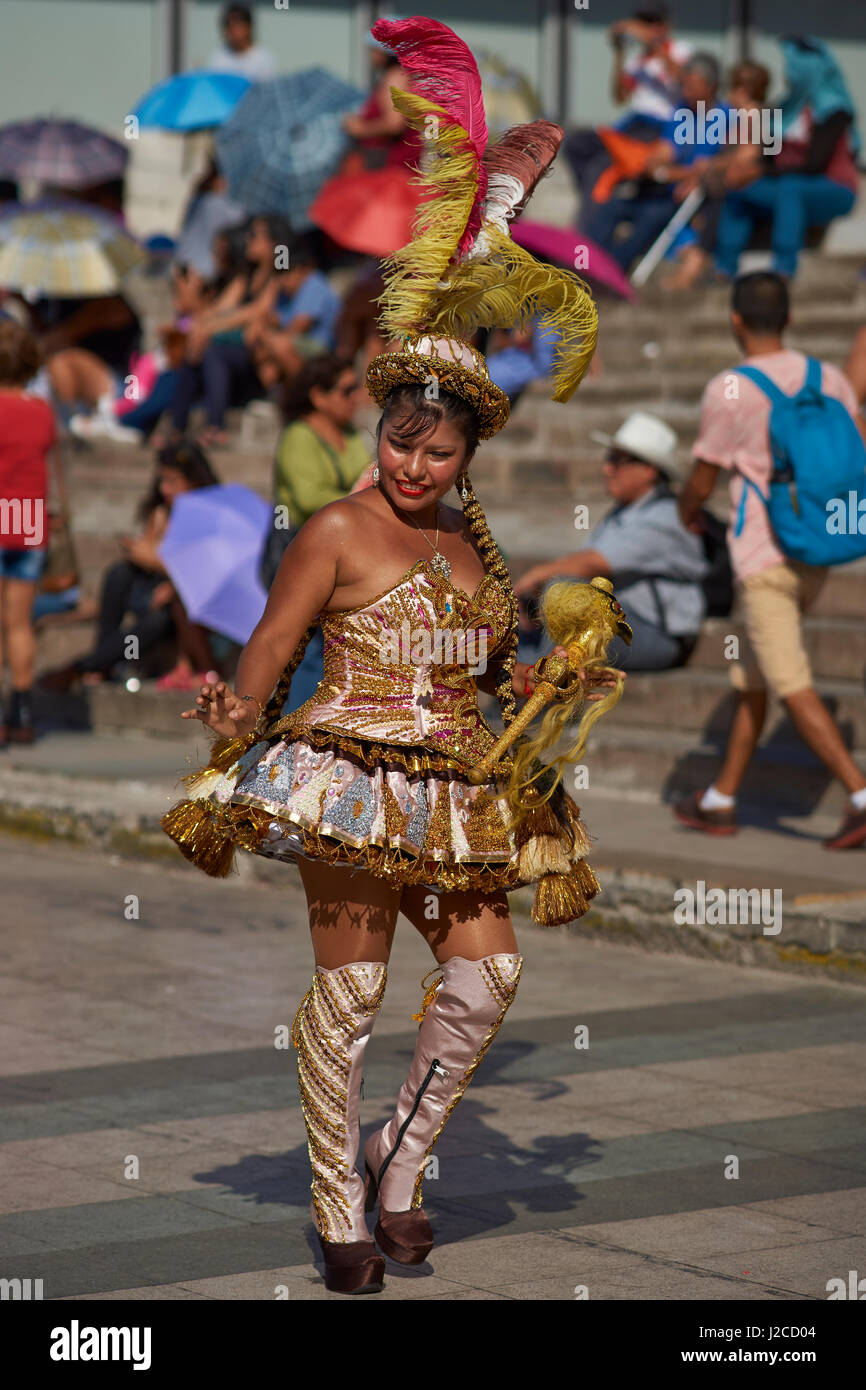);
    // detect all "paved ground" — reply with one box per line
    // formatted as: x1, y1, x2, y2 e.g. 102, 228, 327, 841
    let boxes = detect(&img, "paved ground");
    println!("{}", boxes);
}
1, 835, 864, 1301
